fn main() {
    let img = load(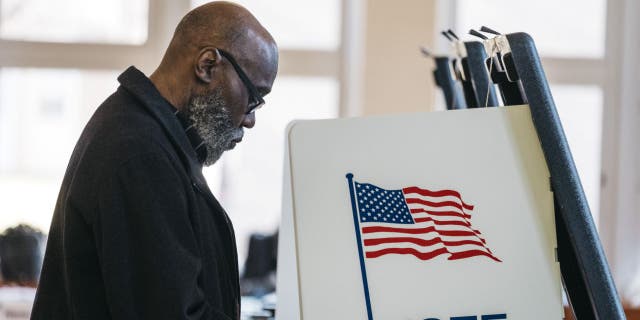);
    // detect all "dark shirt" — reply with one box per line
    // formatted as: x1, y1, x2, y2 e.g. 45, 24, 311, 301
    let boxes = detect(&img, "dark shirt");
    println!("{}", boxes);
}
31, 67, 240, 320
